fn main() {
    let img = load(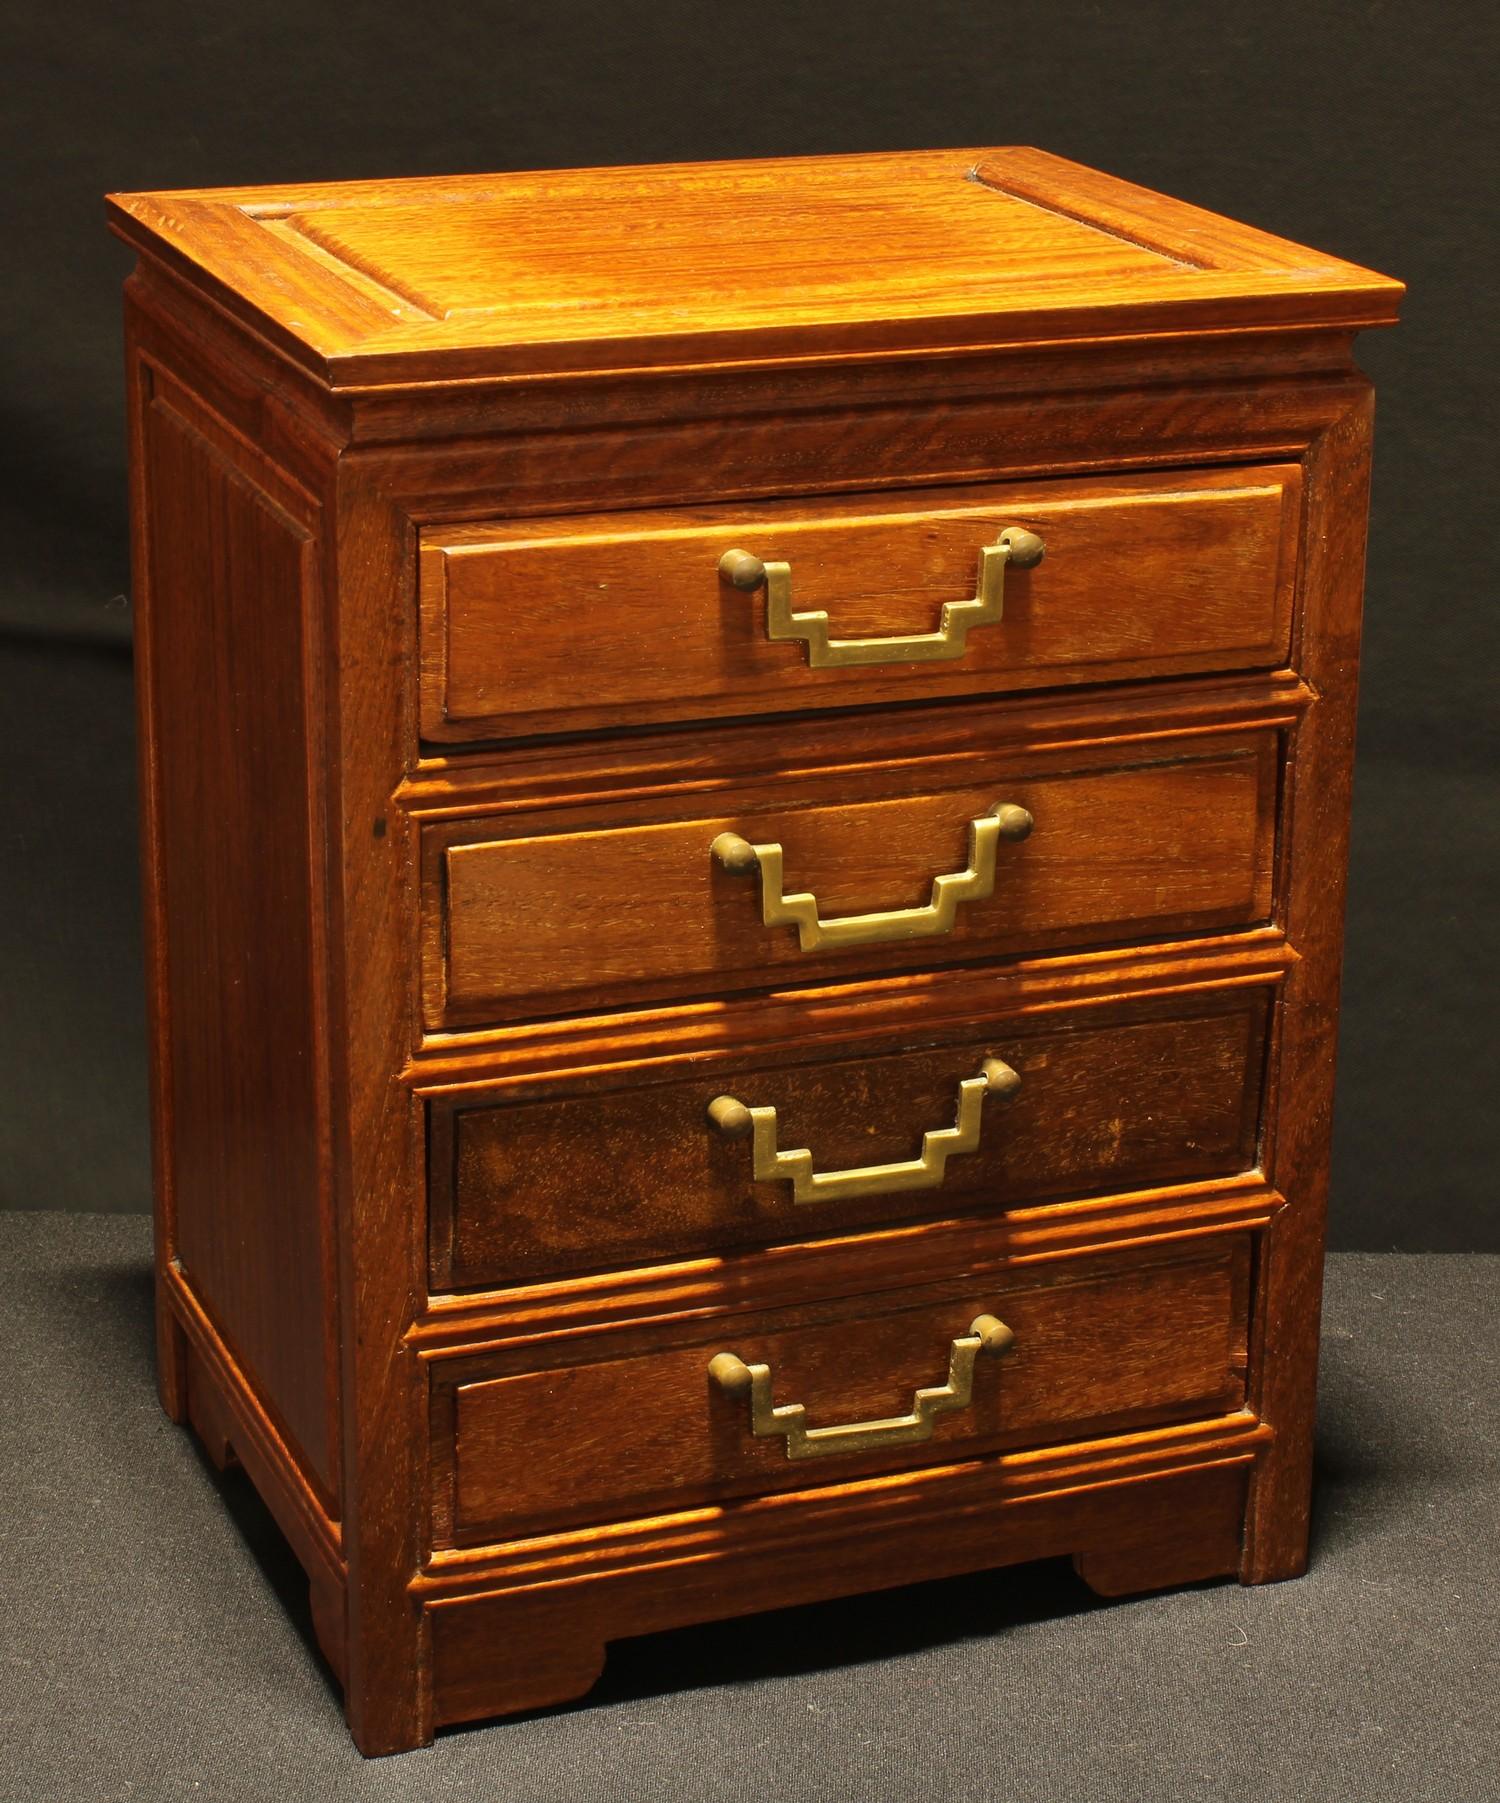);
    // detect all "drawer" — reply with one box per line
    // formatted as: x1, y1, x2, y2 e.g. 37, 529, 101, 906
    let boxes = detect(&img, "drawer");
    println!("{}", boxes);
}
418, 465, 1300, 744
422, 727, 1279, 1029
431, 1238, 1251, 1545
430, 986, 1269, 1290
